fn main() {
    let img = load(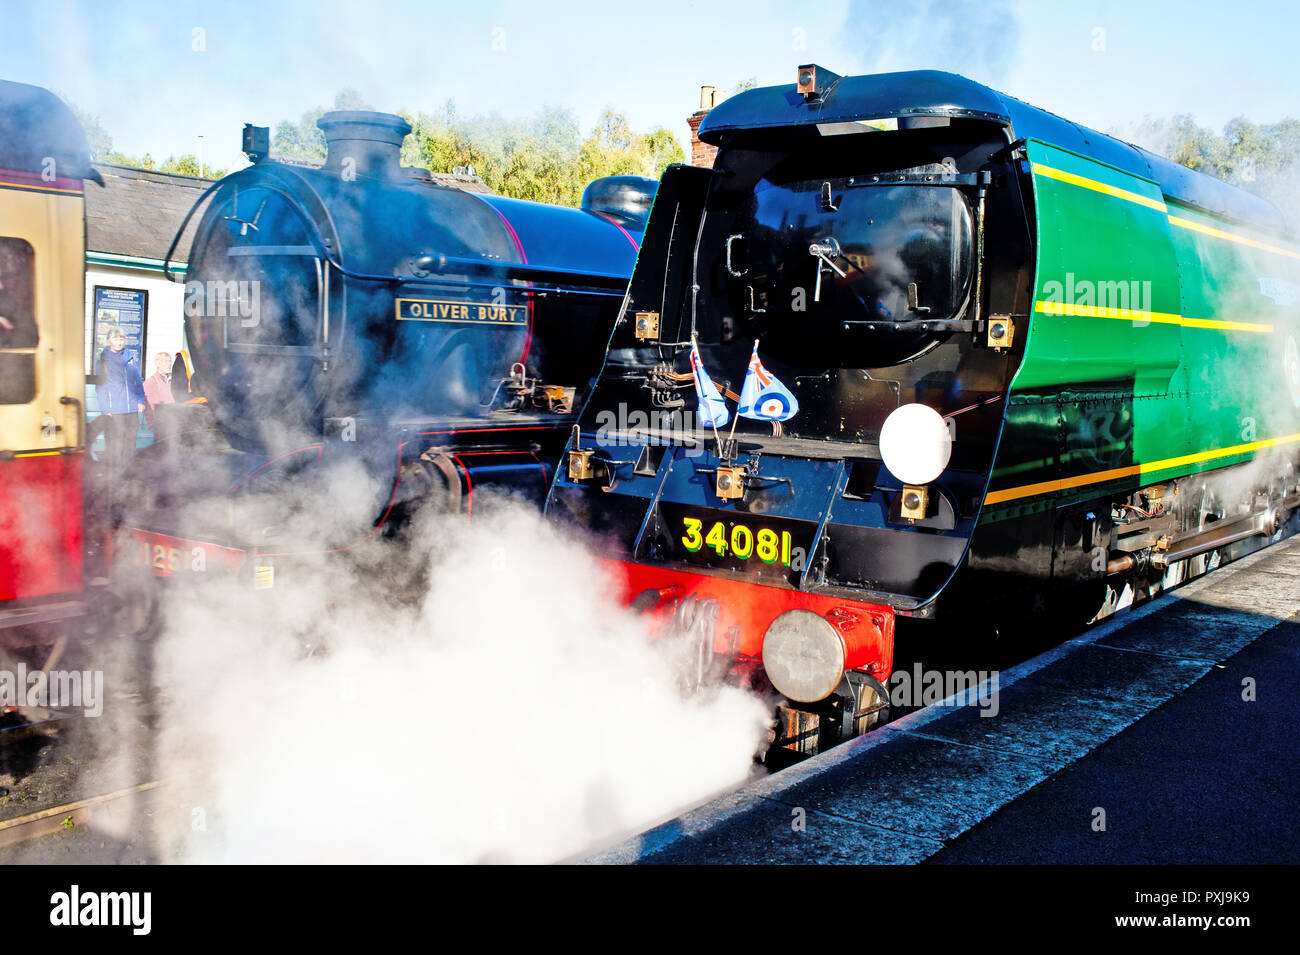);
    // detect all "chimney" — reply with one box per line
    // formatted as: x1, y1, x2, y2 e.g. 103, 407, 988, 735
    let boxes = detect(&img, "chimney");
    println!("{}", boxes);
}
317, 110, 411, 179
687, 85, 720, 169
